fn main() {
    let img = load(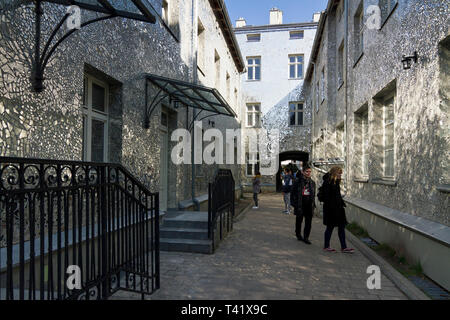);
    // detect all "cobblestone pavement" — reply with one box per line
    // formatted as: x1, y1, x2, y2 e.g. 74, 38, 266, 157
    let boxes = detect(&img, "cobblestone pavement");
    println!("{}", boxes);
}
111, 193, 408, 300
